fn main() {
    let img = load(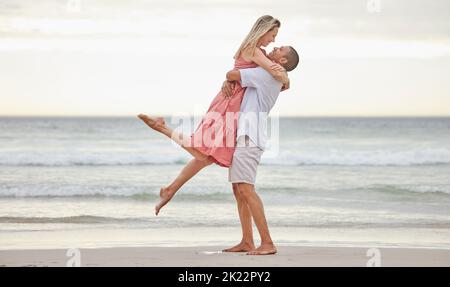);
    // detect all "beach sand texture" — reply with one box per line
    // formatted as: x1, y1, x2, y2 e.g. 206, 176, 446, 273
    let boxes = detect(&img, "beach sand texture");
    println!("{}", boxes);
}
1, 246, 450, 267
